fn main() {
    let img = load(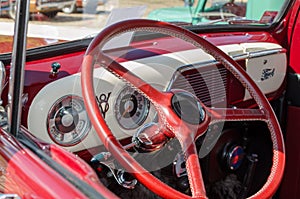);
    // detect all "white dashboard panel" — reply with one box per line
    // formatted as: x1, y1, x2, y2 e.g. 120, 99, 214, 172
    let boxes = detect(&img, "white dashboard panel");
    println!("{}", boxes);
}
240, 42, 286, 100
27, 42, 286, 152
244, 53, 286, 100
